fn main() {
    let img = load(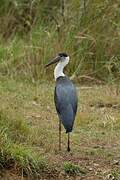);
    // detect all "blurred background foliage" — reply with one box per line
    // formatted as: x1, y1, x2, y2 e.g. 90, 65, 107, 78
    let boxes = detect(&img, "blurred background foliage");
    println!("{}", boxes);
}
0, 0, 119, 83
